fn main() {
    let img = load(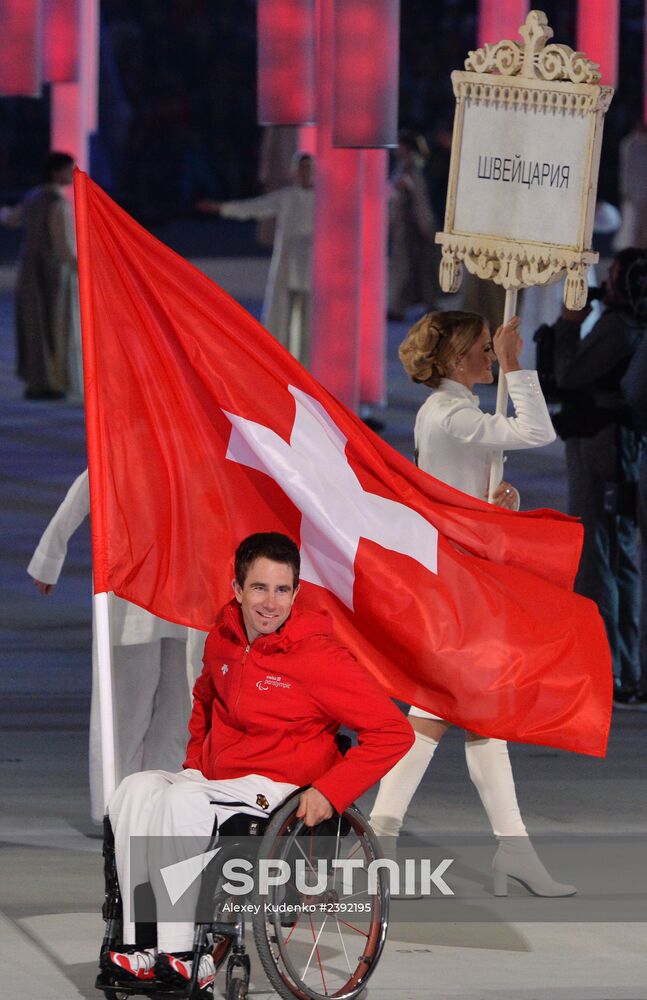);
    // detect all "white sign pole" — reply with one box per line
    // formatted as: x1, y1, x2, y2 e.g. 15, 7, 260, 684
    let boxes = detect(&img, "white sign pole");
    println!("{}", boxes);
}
487, 287, 518, 502
93, 591, 117, 811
